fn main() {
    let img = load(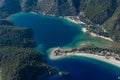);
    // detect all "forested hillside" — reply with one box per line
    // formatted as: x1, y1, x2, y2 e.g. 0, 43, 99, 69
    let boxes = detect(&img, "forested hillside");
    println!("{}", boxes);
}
0, 20, 56, 80
0, 47, 55, 80
0, 25, 36, 47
